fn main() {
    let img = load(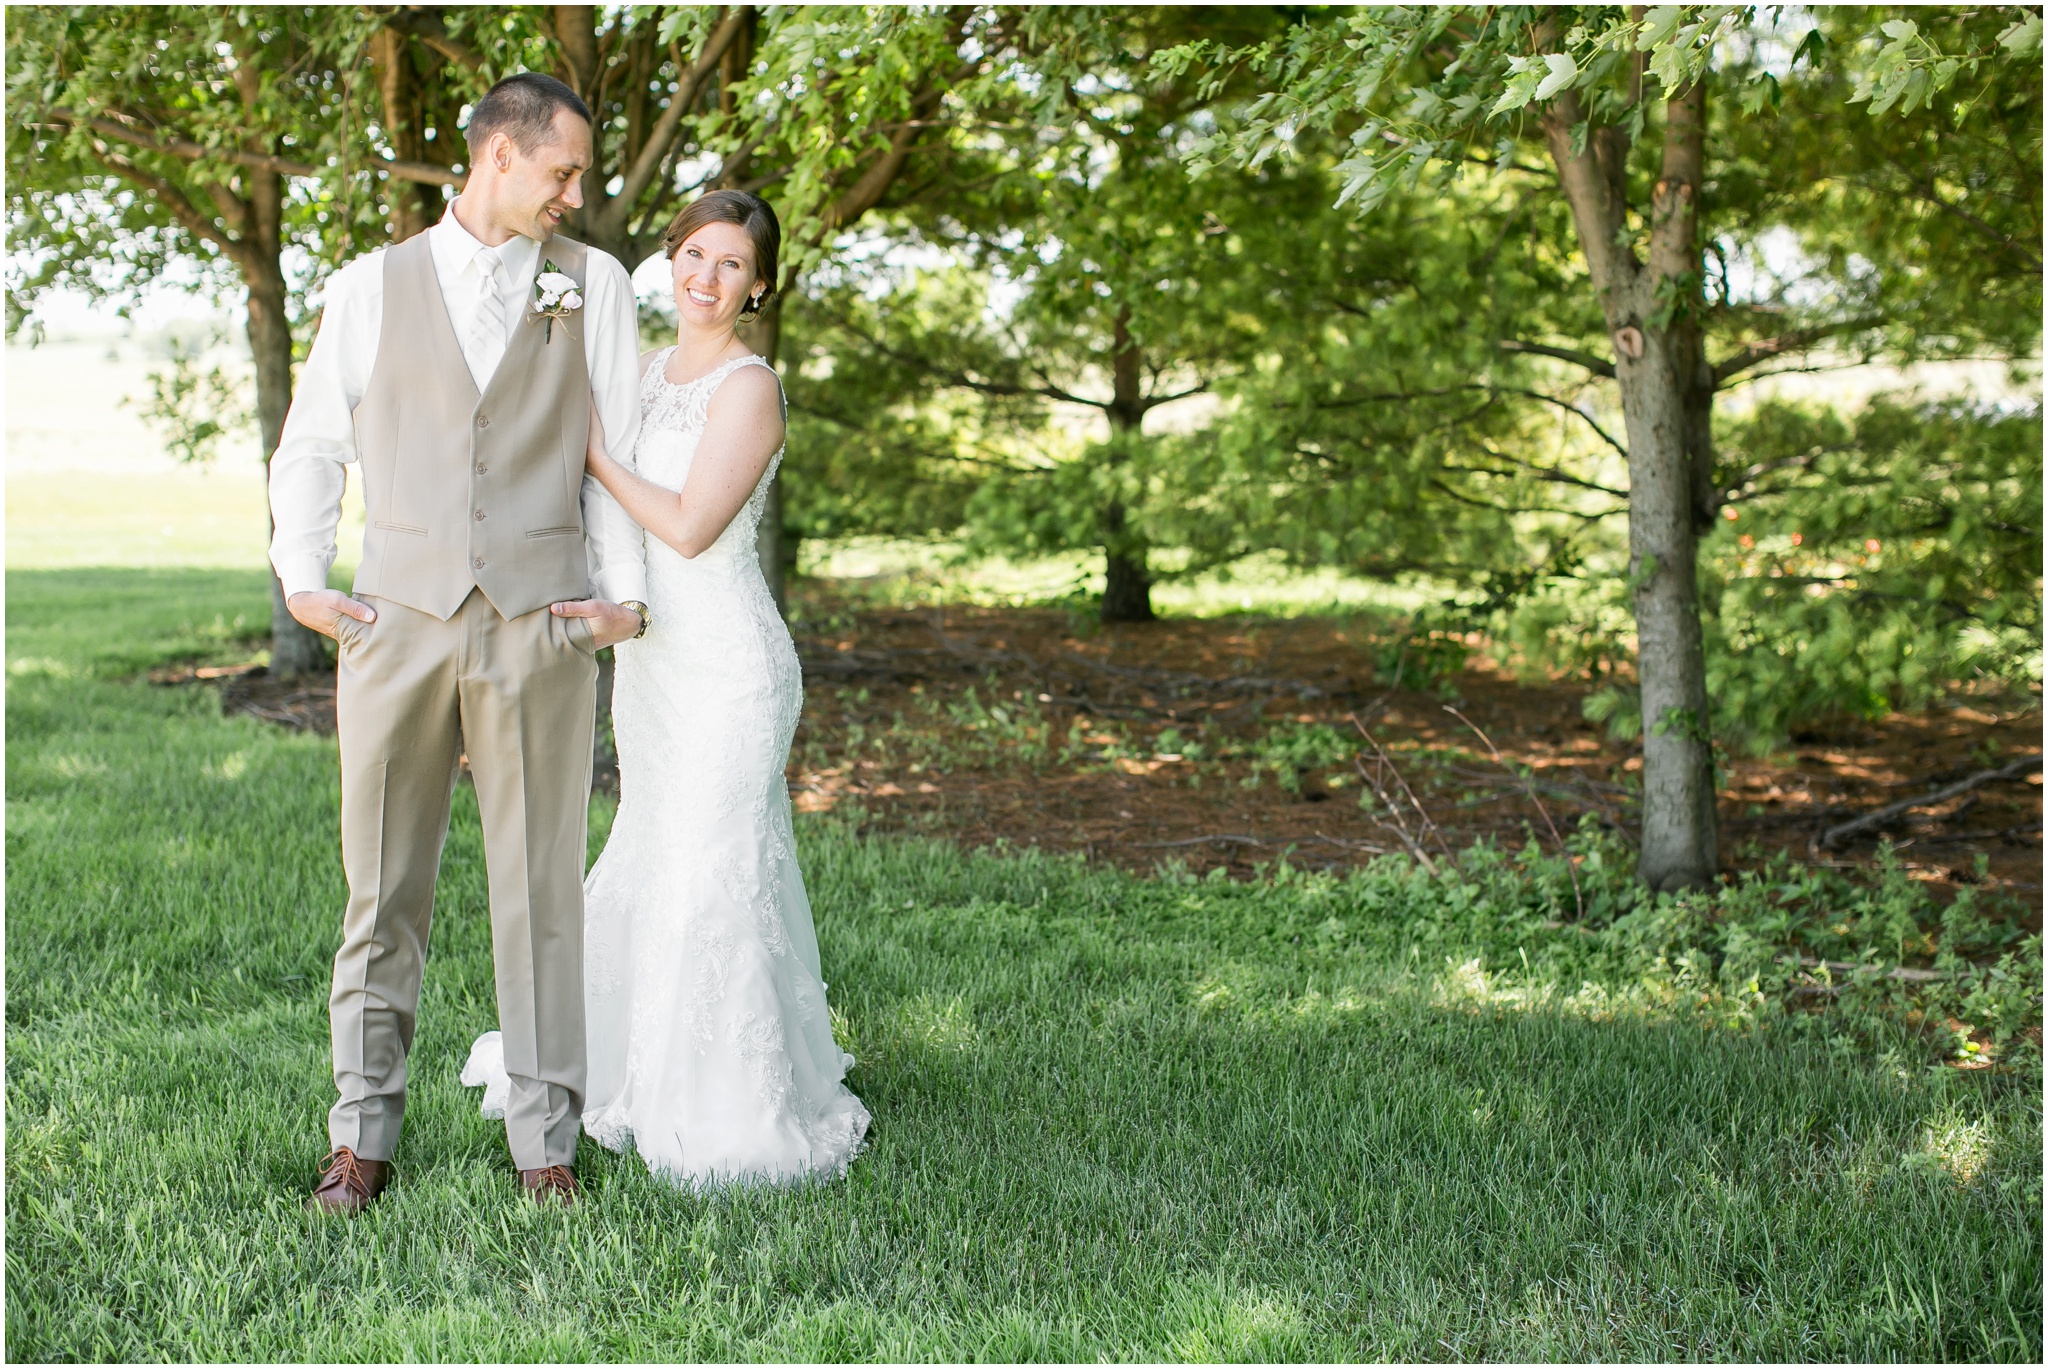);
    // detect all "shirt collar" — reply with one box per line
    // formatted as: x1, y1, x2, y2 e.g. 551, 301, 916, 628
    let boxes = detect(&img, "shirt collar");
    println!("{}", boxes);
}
431, 200, 542, 285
